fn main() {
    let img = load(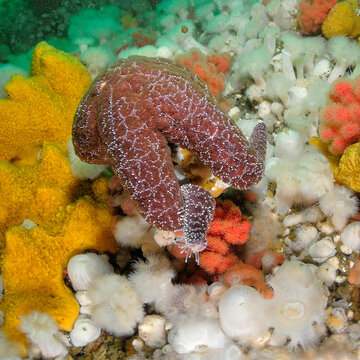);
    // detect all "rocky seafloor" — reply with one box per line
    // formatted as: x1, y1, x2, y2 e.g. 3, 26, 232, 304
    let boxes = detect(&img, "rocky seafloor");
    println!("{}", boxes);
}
2, 0, 360, 359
